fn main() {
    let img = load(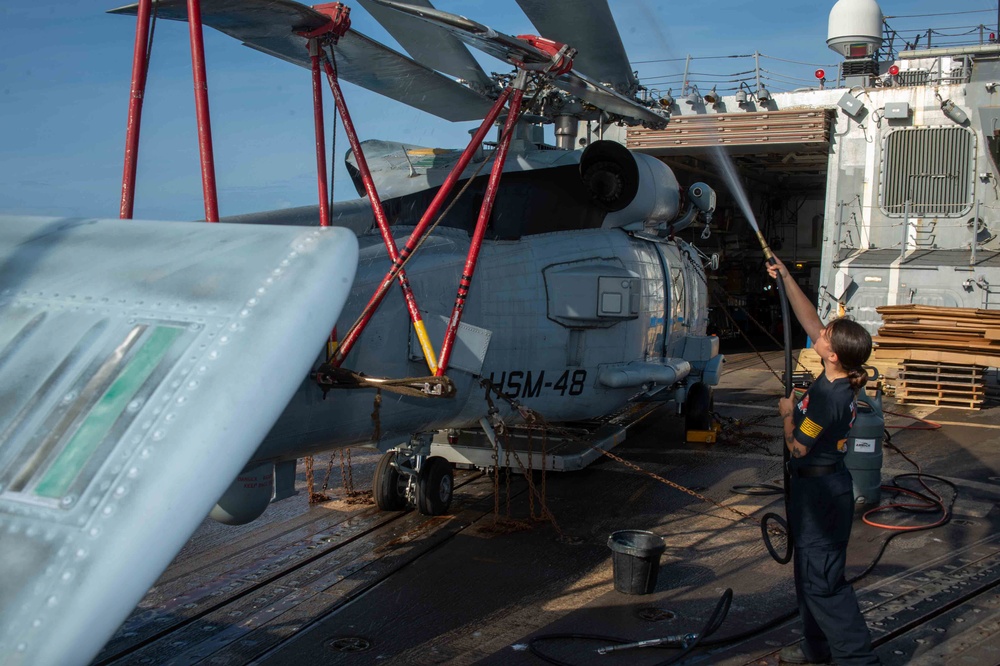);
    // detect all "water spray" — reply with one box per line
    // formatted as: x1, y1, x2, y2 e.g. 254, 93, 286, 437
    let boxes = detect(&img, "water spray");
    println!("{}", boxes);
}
710, 147, 794, 563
